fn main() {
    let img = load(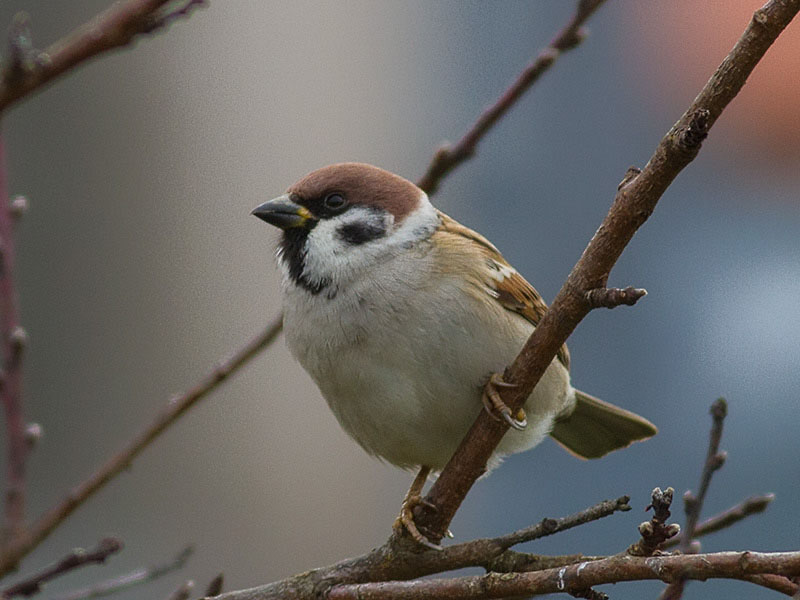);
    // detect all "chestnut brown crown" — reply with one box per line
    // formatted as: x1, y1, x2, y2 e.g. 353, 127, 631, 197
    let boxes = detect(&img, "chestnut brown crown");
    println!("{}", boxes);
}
287, 163, 423, 224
